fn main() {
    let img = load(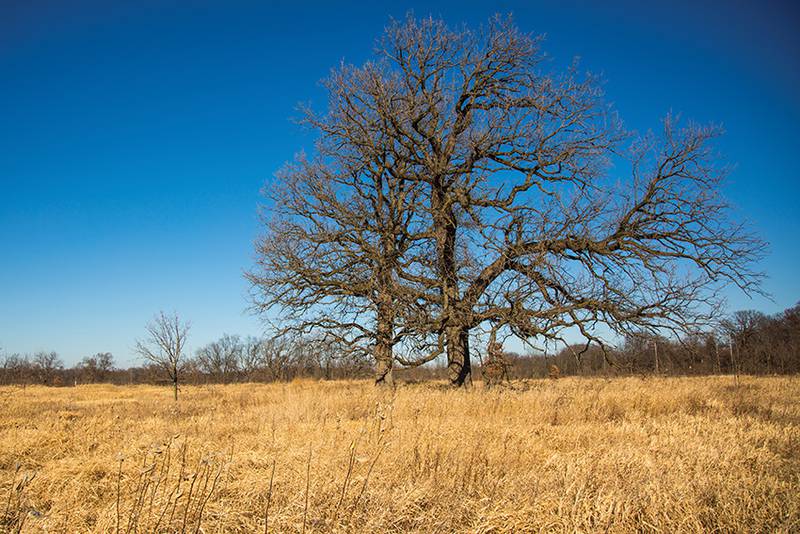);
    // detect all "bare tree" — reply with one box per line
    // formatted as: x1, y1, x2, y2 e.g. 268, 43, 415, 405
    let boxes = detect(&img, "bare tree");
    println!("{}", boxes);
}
239, 336, 267, 381
251, 14, 764, 387
247, 60, 435, 386
720, 308, 798, 374
79, 352, 115, 383
32, 351, 63, 386
1, 353, 32, 385
373, 16, 765, 385
135, 312, 190, 400
196, 334, 241, 383
257, 338, 295, 382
